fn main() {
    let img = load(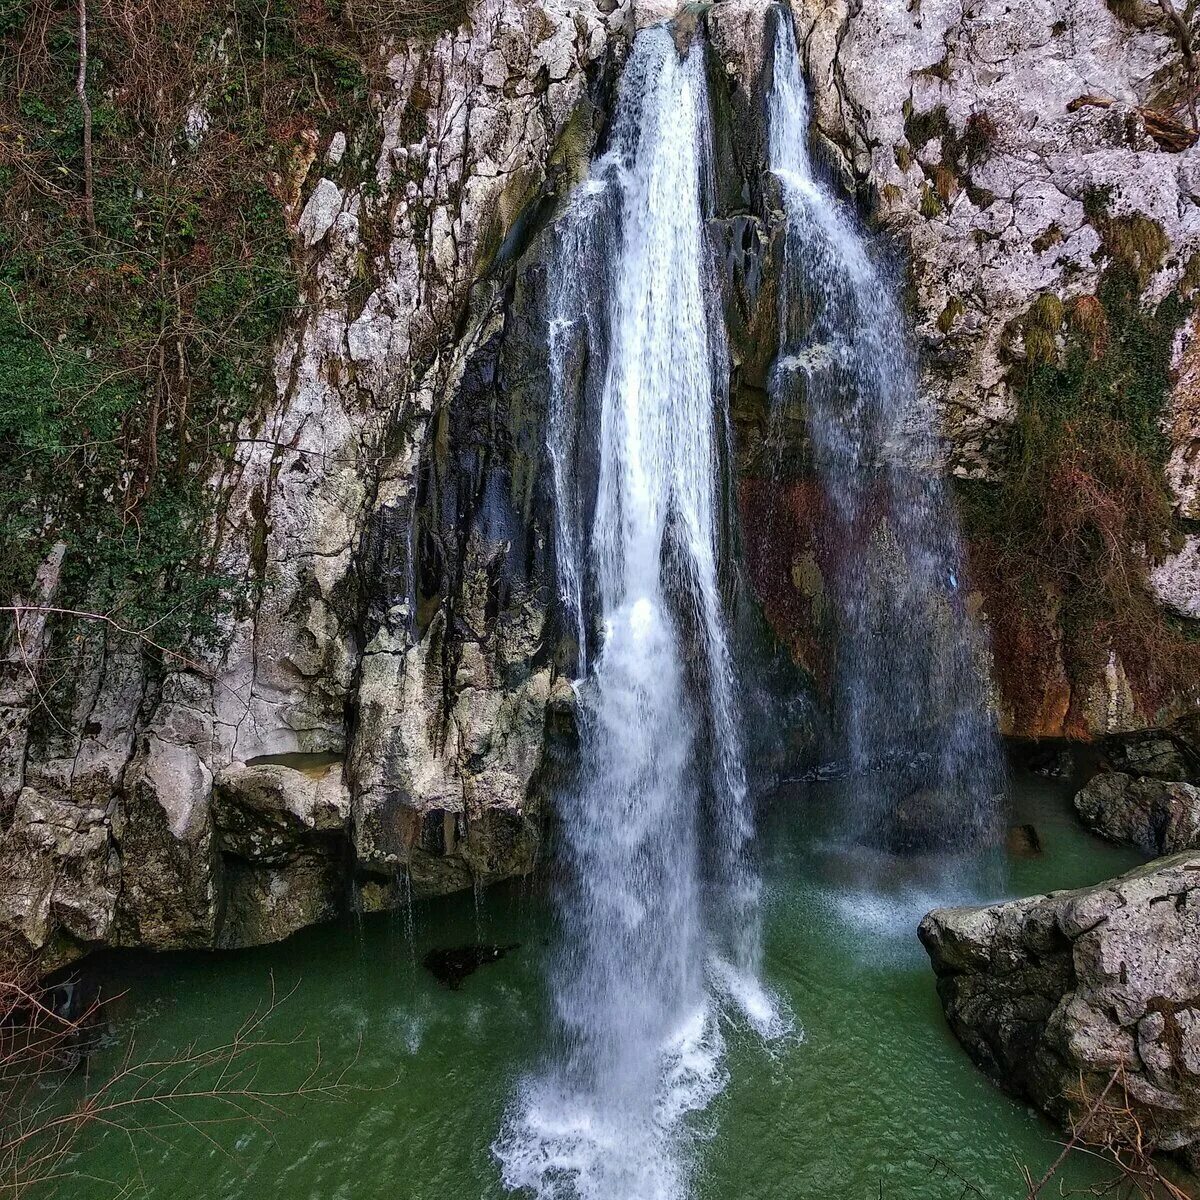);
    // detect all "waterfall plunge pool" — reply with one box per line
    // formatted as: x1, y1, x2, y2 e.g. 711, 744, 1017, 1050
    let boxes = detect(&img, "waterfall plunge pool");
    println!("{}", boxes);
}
62, 762, 1141, 1200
